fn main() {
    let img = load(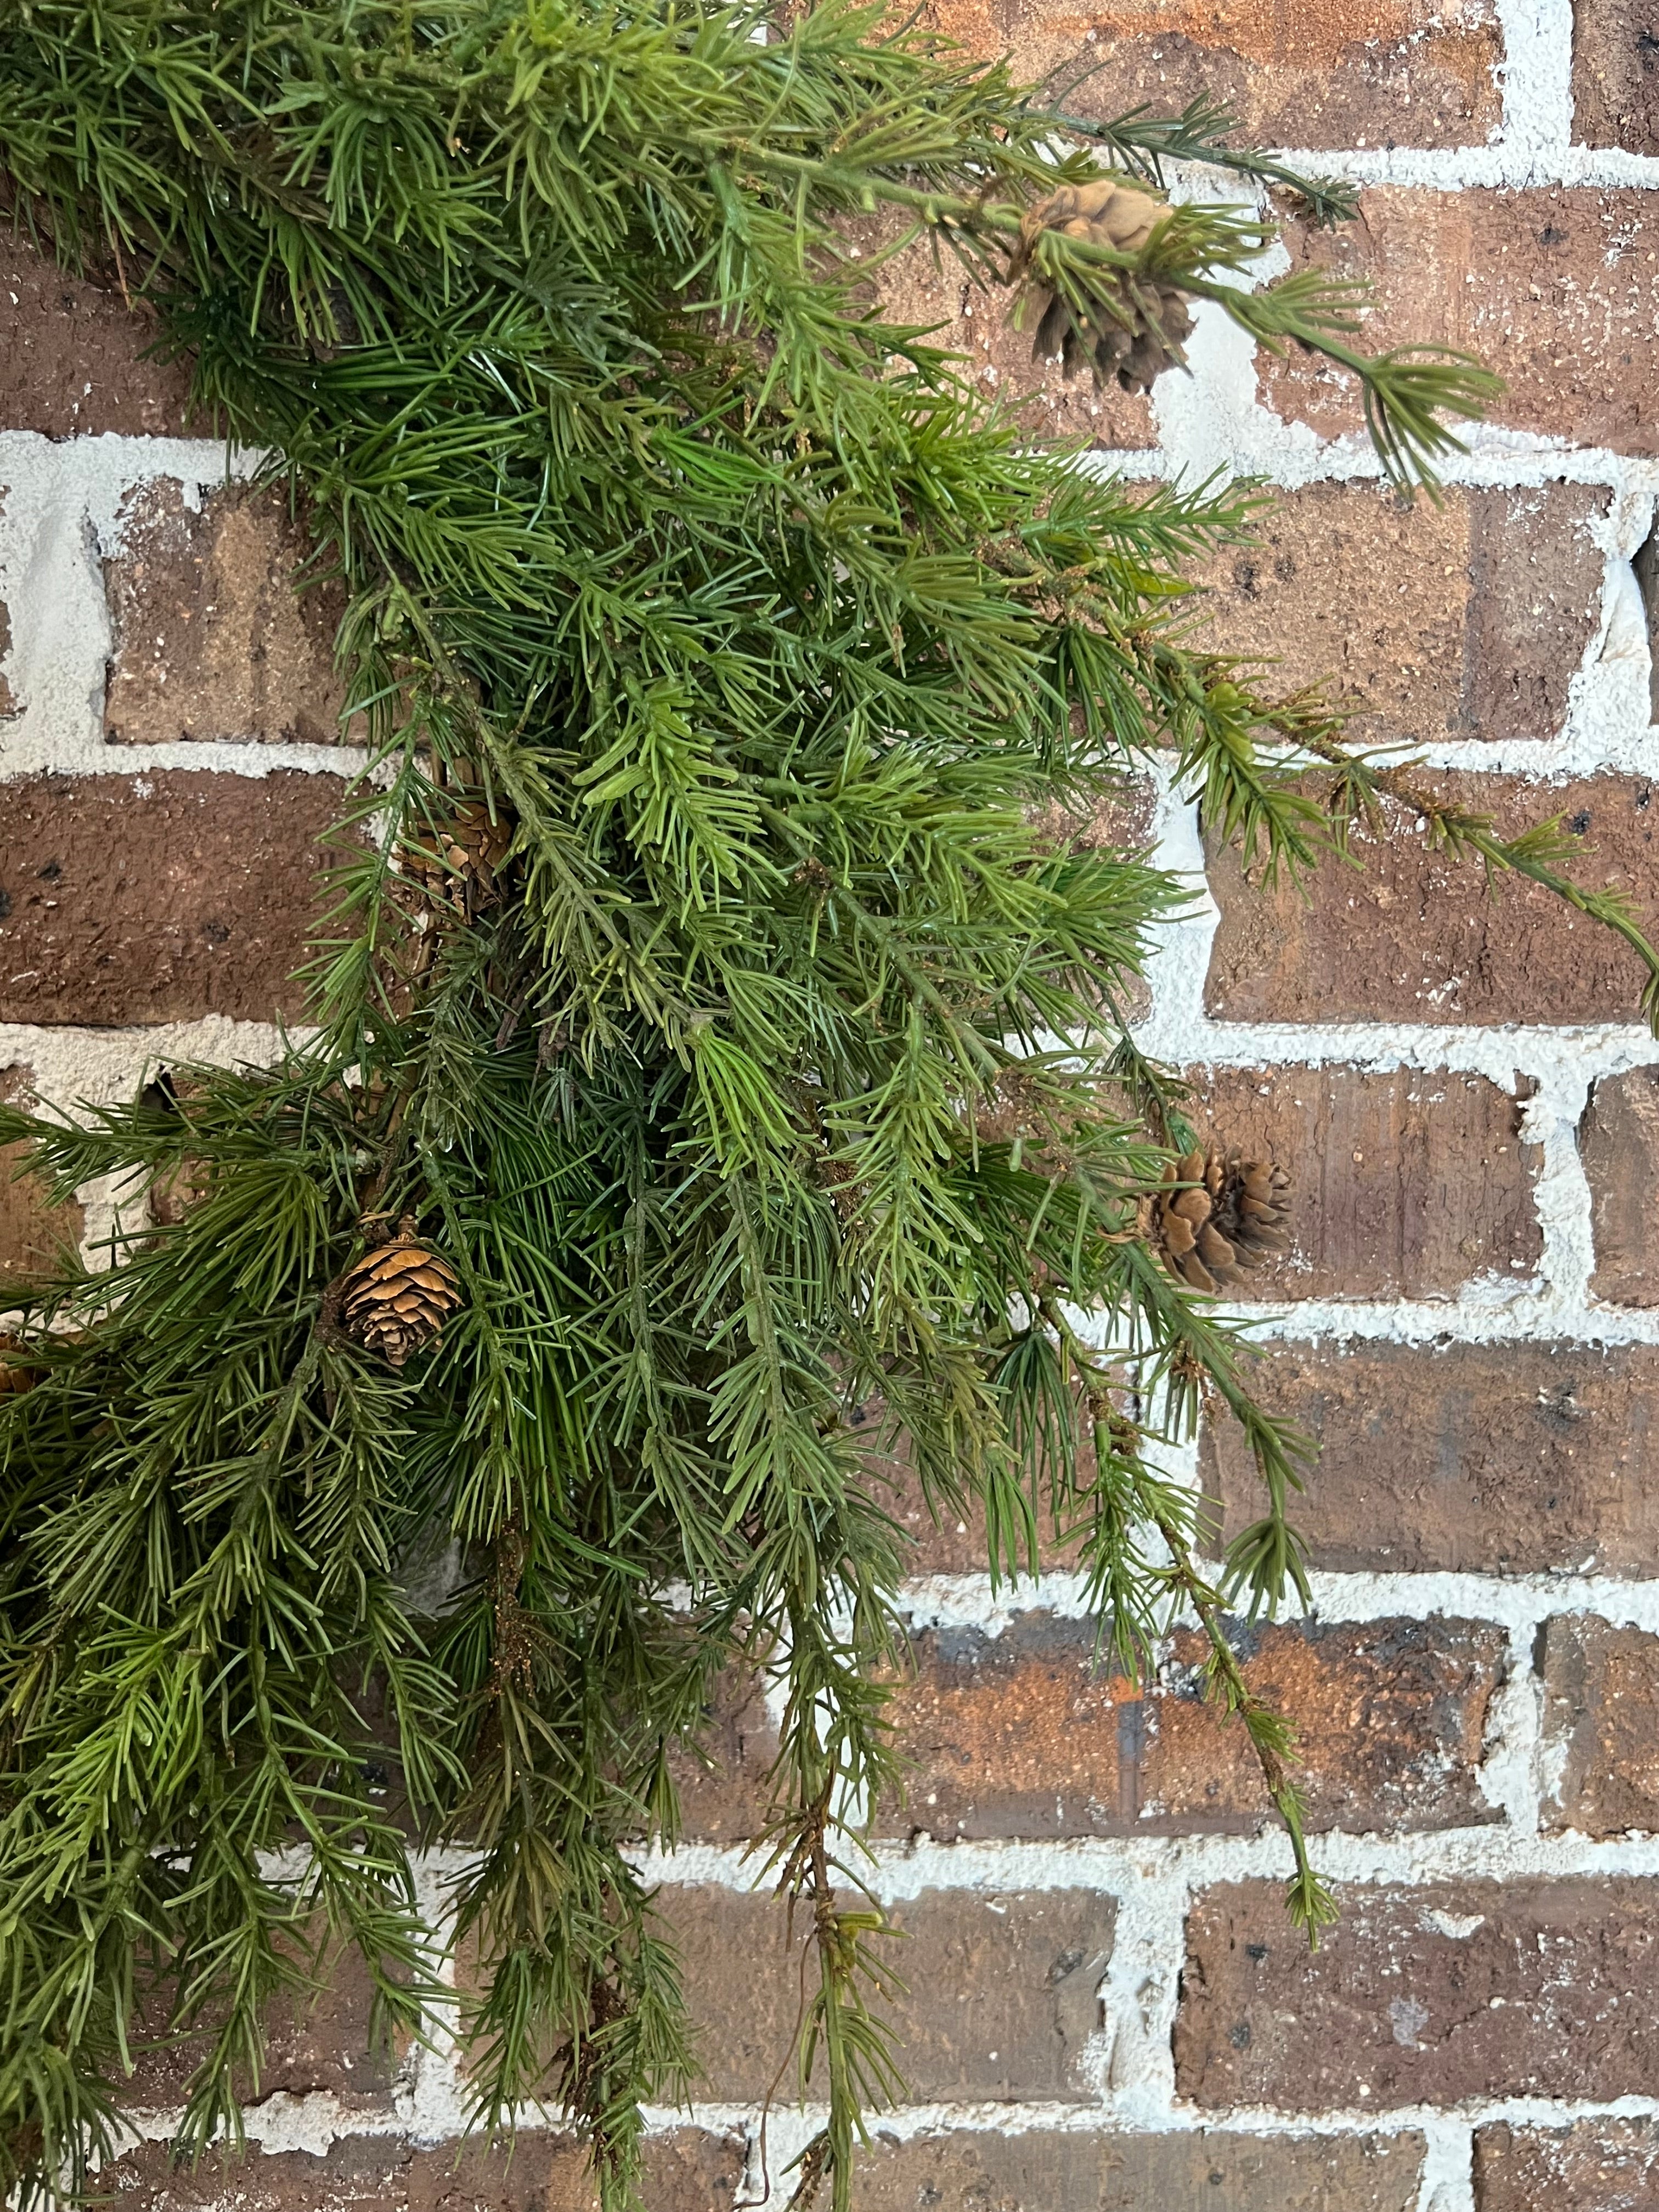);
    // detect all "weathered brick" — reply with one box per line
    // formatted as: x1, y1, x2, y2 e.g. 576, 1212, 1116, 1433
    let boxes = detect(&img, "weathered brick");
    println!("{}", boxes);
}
1474, 2117, 1659, 2211
1582, 1065, 1659, 1305
1205, 775, 1659, 1028
103, 2128, 743, 2212
881, 1611, 1503, 1839
1185, 1064, 1541, 1300
1572, 0, 1659, 154
105, 483, 349, 746
0, 771, 349, 1024
1176, 1876, 1659, 2109
1201, 1338, 1659, 1576
1261, 189, 1659, 455
125, 1940, 403, 2114
1539, 1613, 1659, 1837
668, 1664, 778, 1844
909, 0, 1502, 149
0, 238, 194, 440
0, 1066, 84, 1286
865, 228, 1155, 448
854, 2125, 1425, 2211
1193, 482, 1607, 746
664, 1883, 1112, 2103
